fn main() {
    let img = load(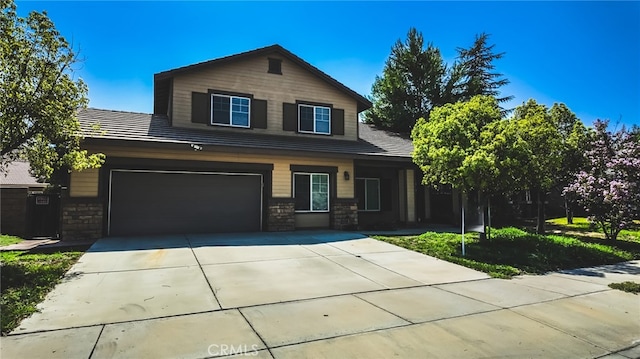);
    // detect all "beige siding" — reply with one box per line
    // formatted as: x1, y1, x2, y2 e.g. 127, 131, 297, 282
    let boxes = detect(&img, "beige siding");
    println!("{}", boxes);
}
171, 55, 359, 141
85, 145, 354, 199
70, 169, 99, 197
406, 169, 416, 222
